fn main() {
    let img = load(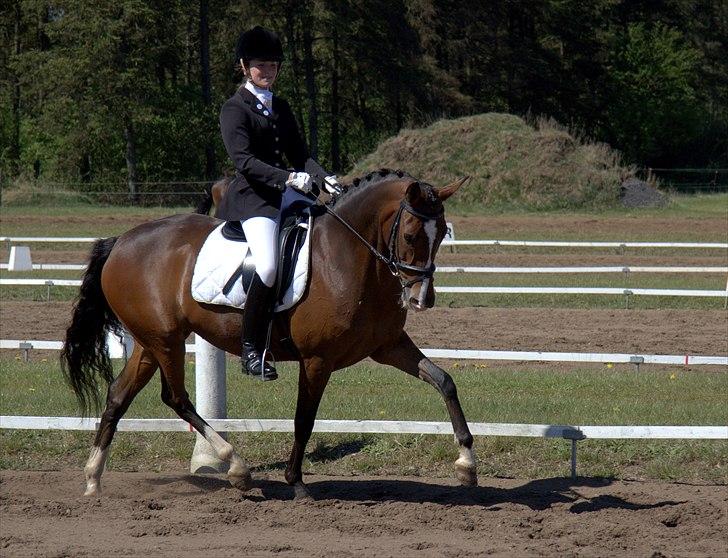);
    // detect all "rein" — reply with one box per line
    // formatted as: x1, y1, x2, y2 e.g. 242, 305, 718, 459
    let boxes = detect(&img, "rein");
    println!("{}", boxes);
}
311, 192, 443, 290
